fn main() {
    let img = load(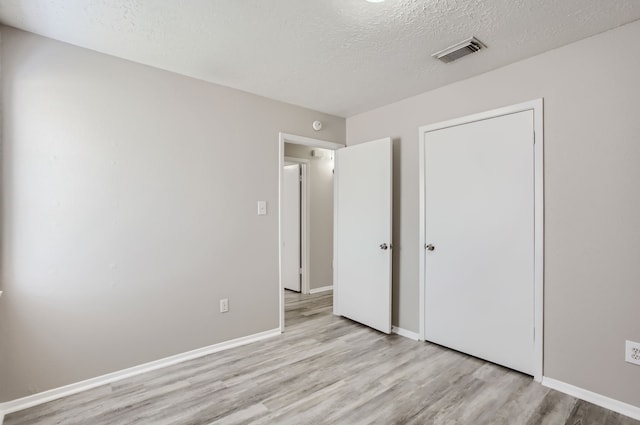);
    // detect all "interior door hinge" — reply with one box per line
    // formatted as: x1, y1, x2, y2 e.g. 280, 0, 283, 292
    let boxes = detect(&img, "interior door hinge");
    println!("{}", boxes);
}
299, 268, 303, 275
